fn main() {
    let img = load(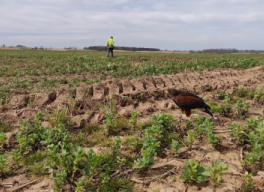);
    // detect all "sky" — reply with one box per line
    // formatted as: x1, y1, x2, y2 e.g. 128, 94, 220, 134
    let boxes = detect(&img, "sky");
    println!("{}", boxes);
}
0, 0, 263, 50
